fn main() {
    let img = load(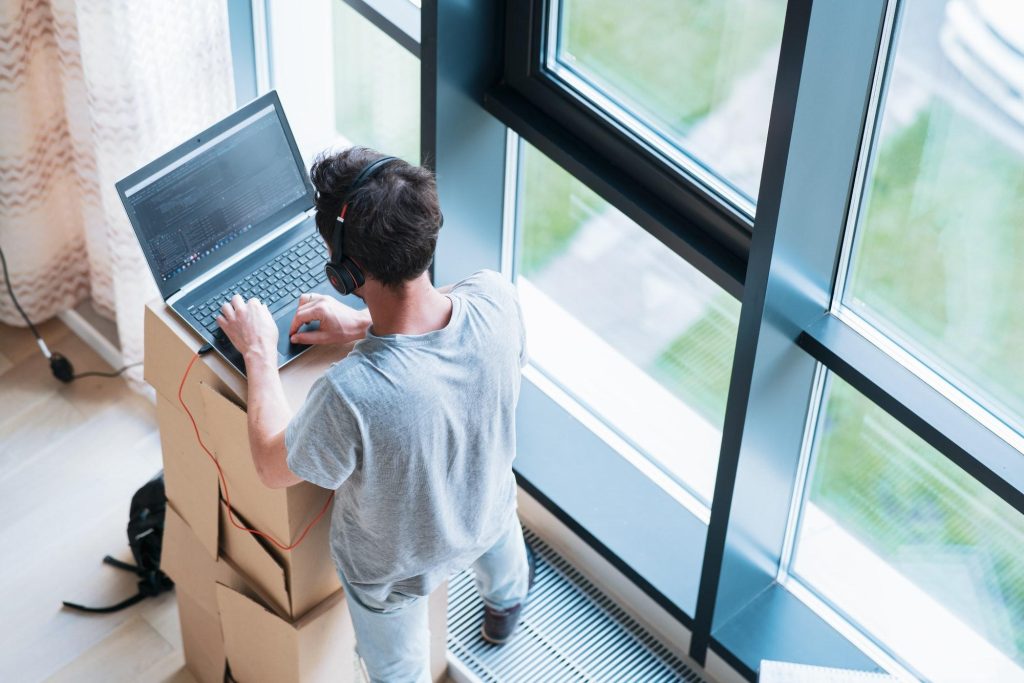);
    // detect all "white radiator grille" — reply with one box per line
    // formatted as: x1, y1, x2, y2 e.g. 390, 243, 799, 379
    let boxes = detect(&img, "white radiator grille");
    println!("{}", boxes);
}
447, 529, 706, 682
